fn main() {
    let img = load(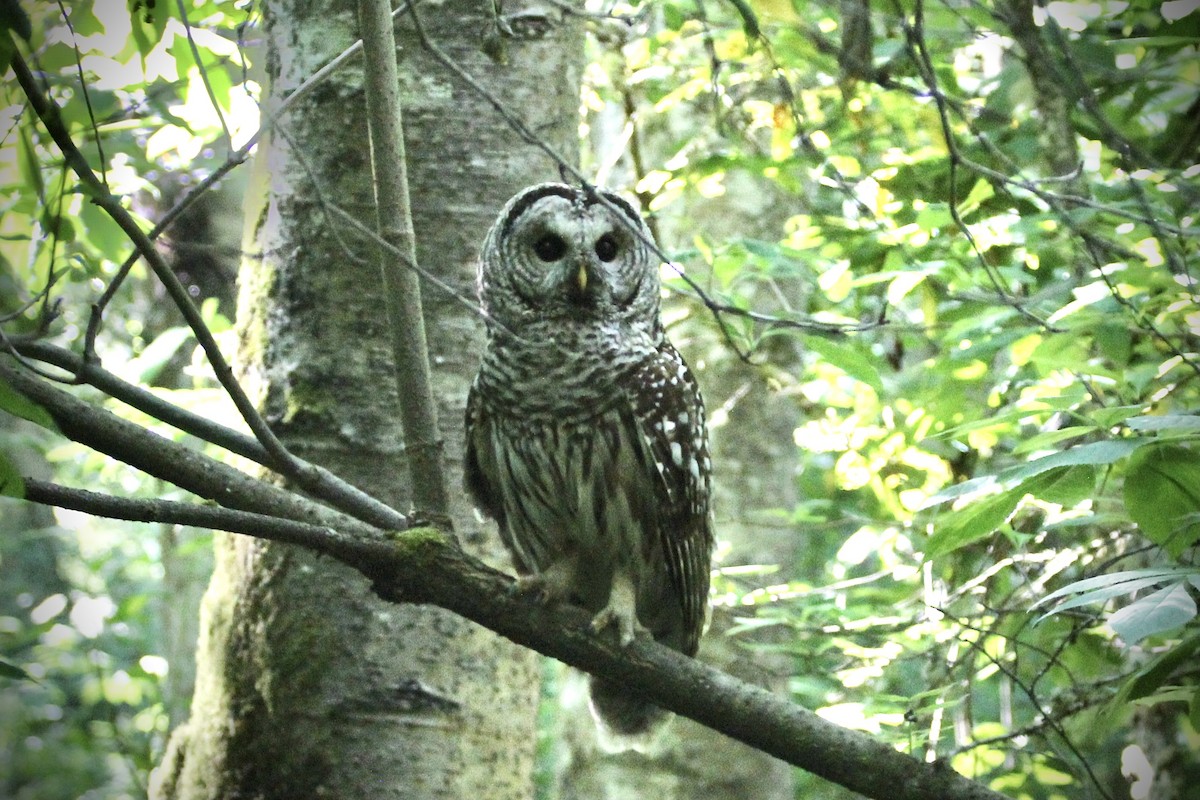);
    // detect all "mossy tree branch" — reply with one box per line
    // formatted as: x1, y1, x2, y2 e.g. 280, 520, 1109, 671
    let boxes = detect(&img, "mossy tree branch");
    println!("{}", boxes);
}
2, 353, 1012, 800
